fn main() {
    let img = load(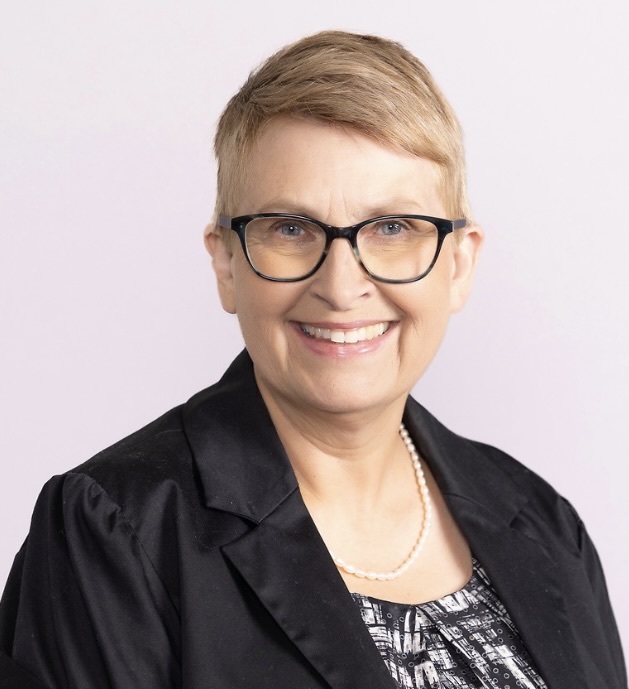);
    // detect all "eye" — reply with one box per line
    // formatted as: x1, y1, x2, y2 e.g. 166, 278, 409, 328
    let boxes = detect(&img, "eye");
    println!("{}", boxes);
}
377, 221, 405, 236
276, 222, 306, 237
370, 219, 413, 237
